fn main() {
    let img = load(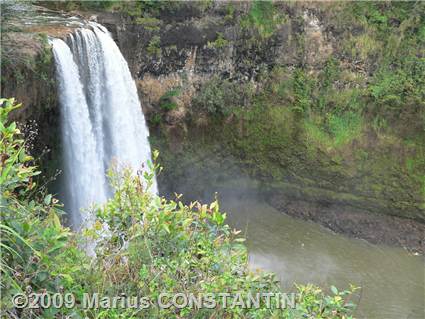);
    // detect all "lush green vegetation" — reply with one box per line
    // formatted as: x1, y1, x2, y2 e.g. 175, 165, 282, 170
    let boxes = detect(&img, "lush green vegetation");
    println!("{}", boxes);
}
1, 98, 357, 318
190, 2, 424, 145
